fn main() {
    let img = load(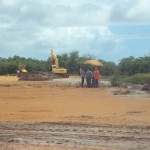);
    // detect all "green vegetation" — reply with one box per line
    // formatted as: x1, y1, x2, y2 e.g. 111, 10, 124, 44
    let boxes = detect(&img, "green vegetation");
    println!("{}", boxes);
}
110, 74, 123, 86
121, 73, 150, 85
0, 56, 48, 75
110, 73, 150, 86
118, 56, 150, 75
110, 55, 150, 86
0, 51, 95, 75
0, 51, 150, 85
